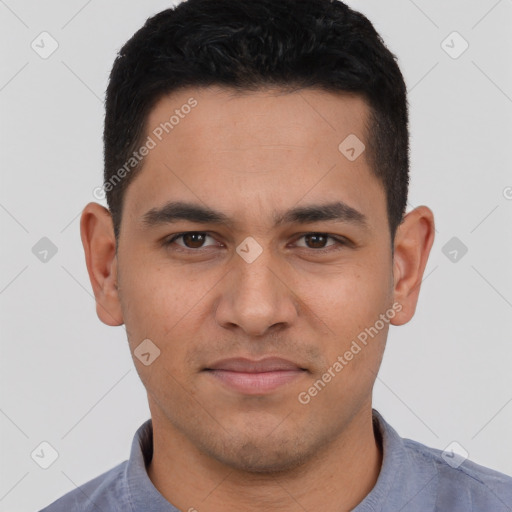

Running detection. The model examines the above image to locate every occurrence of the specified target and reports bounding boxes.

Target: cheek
[316,261,393,333]
[308,261,392,393]
[308,281,390,410]
[119,261,219,371]
[118,263,178,354]
[120,260,200,327]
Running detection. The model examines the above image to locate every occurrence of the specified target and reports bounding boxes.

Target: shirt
[39,408,512,511]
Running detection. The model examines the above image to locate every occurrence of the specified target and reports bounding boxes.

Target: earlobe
[390,206,435,326]
[80,202,124,326]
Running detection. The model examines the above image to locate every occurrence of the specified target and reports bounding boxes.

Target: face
[84,86,431,474]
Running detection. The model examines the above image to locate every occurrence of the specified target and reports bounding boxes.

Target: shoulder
[403,437,512,511]
[38,461,130,512]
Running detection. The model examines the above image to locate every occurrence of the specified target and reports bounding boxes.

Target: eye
[165,232,220,250]
[162,231,351,253]
[293,233,348,251]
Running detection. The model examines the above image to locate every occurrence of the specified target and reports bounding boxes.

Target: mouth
[203,357,308,395]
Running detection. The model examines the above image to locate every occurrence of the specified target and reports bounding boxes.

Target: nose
[214,246,299,337]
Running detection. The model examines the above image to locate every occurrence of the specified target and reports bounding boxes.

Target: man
[40,0,512,510]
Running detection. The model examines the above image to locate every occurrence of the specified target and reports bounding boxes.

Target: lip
[205,357,306,372]
[203,357,307,395]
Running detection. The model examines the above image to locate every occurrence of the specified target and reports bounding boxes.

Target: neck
[146,405,383,512]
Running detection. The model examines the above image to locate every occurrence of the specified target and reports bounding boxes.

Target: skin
[80,86,435,512]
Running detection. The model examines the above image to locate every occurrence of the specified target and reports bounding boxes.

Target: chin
[218,445,310,475]
[201,430,315,475]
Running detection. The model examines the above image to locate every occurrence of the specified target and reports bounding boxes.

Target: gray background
[1,0,511,510]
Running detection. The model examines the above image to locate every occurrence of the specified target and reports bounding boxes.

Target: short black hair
[103,0,409,244]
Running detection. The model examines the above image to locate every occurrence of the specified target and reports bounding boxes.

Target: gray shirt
[39,409,512,511]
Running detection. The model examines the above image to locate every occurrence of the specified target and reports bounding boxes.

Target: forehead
[122,86,386,232]
[146,85,370,148]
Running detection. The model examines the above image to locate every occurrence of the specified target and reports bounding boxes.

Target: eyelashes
[163,231,352,254]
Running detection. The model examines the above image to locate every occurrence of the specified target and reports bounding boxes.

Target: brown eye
[181,233,207,248]
[304,233,331,249]
[295,233,339,250]
[165,232,218,249]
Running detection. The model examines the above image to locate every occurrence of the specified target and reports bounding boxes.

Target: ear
[80,202,124,326]
[390,206,435,326]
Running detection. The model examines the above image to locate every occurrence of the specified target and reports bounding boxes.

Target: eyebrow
[140,200,368,230]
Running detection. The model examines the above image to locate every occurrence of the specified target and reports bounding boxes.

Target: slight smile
[203,357,308,395]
